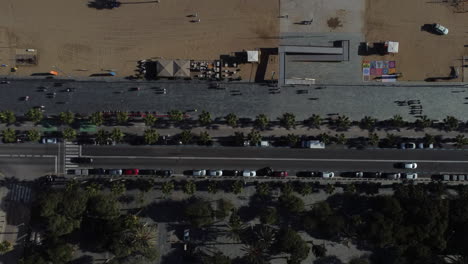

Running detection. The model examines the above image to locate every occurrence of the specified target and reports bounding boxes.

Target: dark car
[223,170,240,176]
[139,169,156,175]
[89,168,106,175]
[156,170,173,177]
[256,167,273,176]
[363,172,383,178]
[297,171,317,177]
[123,169,139,175]
[273,171,288,177]
[70,157,93,164]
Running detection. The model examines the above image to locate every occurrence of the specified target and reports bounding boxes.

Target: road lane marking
[85,155,468,163]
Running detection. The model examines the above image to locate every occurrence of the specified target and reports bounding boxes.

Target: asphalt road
[82,145,468,175]
[1,78,468,120]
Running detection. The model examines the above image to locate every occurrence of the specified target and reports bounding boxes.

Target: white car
[41,138,57,144]
[192,169,206,176]
[320,172,335,178]
[208,170,223,177]
[433,23,449,35]
[418,143,434,149]
[386,173,401,180]
[404,163,417,169]
[404,173,418,179]
[400,142,416,149]
[242,170,256,177]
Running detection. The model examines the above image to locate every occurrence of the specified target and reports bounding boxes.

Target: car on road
[192,169,206,176]
[320,172,334,178]
[108,169,123,176]
[403,173,418,179]
[273,171,288,177]
[418,143,434,149]
[433,23,449,35]
[400,142,416,149]
[297,171,317,177]
[242,170,256,177]
[41,138,57,144]
[70,157,93,164]
[403,162,418,169]
[89,168,106,175]
[385,173,401,180]
[123,169,139,175]
[156,170,173,177]
[208,170,223,177]
[0,81,10,84]
[223,170,240,176]
[139,169,156,175]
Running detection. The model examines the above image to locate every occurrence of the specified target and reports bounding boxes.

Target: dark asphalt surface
[1,78,468,120]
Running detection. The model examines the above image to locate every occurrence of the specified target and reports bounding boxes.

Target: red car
[123,169,139,175]
[273,171,288,177]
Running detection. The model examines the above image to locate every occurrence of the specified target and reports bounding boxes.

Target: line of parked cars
[68,168,173,176]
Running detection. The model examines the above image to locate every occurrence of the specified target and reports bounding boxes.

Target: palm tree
[231,181,243,194]
[415,115,432,129]
[360,116,376,130]
[2,128,16,143]
[324,184,335,194]
[307,114,322,129]
[248,130,262,146]
[256,182,271,197]
[444,116,459,131]
[90,112,104,126]
[96,129,109,145]
[279,113,296,129]
[207,181,218,194]
[225,113,238,127]
[144,128,159,144]
[169,110,184,122]
[161,181,175,197]
[183,181,196,195]
[384,133,400,147]
[27,129,41,142]
[455,135,468,148]
[143,114,157,127]
[226,221,246,243]
[25,108,43,124]
[110,128,124,143]
[62,127,77,141]
[116,111,129,125]
[281,182,294,196]
[424,133,436,144]
[199,110,212,126]
[298,182,313,196]
[389,114,405,128]
[311,244,327,258]
[242,243,269,264]
[317,133,331,145]
[368,132,379,146]
[0,110,16,125]
[334,115,351,130]
[334,133,347,145]
[59,111,75,125]
[254,225,276,249]
[286,134,299,147]
[180,130,193,144]
[255,114,269,130]
[198,131,212,145]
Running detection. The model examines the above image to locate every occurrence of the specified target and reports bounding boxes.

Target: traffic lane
[0,144,58,155]
[0,157,56,179]
[82,145,468,161]
[86,157,466,175]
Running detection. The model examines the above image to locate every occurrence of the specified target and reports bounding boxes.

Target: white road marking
[85,155,468,163]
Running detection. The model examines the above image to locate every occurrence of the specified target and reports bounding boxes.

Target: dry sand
[0,0,278,77]
[365,0,468,81]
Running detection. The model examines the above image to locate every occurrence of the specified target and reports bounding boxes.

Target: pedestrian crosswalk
[7,184,32,203]
[64,141,81,173]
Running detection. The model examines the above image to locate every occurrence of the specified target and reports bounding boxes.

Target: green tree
[25,108,43,123]
[225,113,238,127]
[248,130,262,146]
[198,131,212,145]
[279,113,296,129]
[46,243,74,264]
[62,127,77,141]
[334,115,351,130]
[281,182,294,196]
[161,181,175,197]
[311,244,327,258]
[360,116,377,130]
[90,112,104,126]
[144,128,159,145]
[279,194,304,214]
[286,134,299,147]
[2,128,16,143]
[96,129,109,145]
[111,182,126,196]
[368,132,379,146]
[424,133,436,144]
[143,114,157,127]
[307,114,322,128]
[202,252,232,264]
[415,115,432,129]
[384,133,400,147]
[116,111,129,125]
[256,182,271,197]
[184,199,214,227]
[389,114,405,128]
[180,130,193,144]
[85,182,102,196]
[110,128,124,143]
[317,133,331,145]
[231,181,243,194]
[227,211,246,242]
[87,194,120,220]
[255,114,269,130]
[455,134,468,148]
[325,184,335,194]
[233,132,246,146]
[259,207,278,225]
[444,115,459,131]
[27,129,41,142]
[335,133,347,145]
[0,241,12,254]
[184,181,196,195]
[59,111,75,125]
[298,182,313,196]
[0,110,16,124]
[169,110,184,122]
[199,111,212,126]
[207,181,218,194]
[277,228,310,263]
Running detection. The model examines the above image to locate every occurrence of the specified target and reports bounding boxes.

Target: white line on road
[85,155,468,163]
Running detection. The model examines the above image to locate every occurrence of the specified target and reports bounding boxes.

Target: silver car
[320,172,335,178]
[242,170,256,177]
[208,170,223,177]
[192,169,206,176]
[108,169,123,175]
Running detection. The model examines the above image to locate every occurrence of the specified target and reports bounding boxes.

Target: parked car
[418,143,434,149]
[89,168,106,175]
[364,172,383,178]
[192,169,206,176]
[156,170,173,177]
[297,171,317,177]
[400,142,416,149]
[343,171,363,177]
[123,169,139,175]
[433,23,449,35]
[386,173,401,180]
[139,169,156,175]
[223,170,240,176]
[320,172,334,178]
[208,170,223,177]
[273,171,288,177]
[403,173,418,179]
[70,157,93,164]
[242,170,256,177]
[41,138,57,144]
[108,169,123,175]
[403,162,418,169]
[256,167,273,176]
